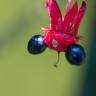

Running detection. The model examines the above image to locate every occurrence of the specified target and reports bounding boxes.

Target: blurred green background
[0,0,94,96]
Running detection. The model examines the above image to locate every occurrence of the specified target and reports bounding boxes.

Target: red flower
[42,0,87,52]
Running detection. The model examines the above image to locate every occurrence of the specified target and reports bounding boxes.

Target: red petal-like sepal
[73,1,87,33]
[63,1,78,34]
[45,0,62,31]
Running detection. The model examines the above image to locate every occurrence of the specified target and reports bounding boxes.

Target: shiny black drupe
[65,44,86,65]
[27,35,46,54]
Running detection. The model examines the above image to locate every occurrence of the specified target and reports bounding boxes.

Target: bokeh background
[0,0,95,96]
